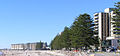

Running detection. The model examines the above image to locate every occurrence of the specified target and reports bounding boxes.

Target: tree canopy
[50,13,99,50]
[113,2,120,35]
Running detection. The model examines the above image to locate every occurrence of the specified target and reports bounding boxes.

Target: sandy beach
[0,50,89,56]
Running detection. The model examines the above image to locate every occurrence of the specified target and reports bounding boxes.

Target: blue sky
[0,0,119,49]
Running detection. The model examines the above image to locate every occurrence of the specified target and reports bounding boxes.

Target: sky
[0,0,119,49]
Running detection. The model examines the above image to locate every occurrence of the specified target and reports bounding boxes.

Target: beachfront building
[11,43,37,50]
[11,42,48,50]
[93,8,120,49]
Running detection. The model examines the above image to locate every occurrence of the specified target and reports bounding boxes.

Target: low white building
[11,42,48,50]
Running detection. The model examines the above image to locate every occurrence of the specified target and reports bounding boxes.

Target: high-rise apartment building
[94,8,120,48]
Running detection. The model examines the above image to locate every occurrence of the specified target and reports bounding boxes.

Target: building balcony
[112,31,120,36]
[94,28,98,31]
[107,35,120,40]
[113,31,120,32]
[94,34,98,37]
[112,14,116,17]
[94,19,98,22]
[112,27,120,30]
[111,20,115,23]
[94,22,98,25]
[94,16,99,19]
[94,29,98,32]
[106,36,116,40]
[94,13,99,16]
[93,30,98,32]
[111,27,116,29]
[94,25,98,28]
